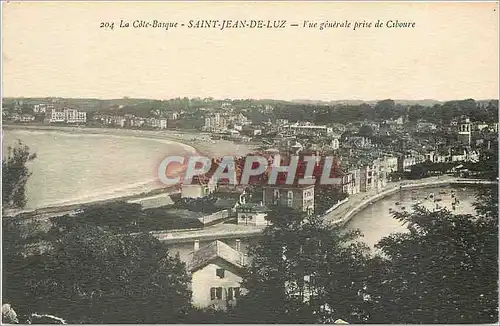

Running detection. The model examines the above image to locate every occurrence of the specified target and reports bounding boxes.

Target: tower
[457,117,471,146]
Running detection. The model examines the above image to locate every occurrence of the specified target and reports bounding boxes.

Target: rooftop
[189,240,247,272]
[237,202,271,213]
[263,183,315,189]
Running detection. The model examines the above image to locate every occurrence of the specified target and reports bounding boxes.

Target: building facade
[49,108,87,124]
[236,203,271,226]
[262,184,315,214]
[457,117,472,146]
[189,240,247,310]
[204,113,228,132]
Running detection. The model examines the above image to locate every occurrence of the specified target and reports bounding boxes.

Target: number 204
[100,22,115,30]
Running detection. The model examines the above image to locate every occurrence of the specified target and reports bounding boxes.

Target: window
[287,191,293,207]
[227,287,241,300]
[210,287,223,300]
[216,268,225,278]
[273,189,280,204]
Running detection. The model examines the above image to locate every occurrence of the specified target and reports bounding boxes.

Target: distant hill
[291,99,498,107]
[3,97,497,110]
[291,99,445,107]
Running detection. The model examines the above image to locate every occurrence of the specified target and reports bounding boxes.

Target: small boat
[429,193,434,198]
[416,201,423,205]
[424,196,428,200]
[401,206,406,210]
[435,198,442,202]
[395,202,401,206]
[439,190,447,195]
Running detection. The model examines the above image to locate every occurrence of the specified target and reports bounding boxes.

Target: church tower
[457,117,471,146]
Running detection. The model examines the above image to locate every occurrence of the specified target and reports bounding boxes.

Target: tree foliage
[368,187,498,323]
[234,207,372,323]
[3,225,192,323]
[2,140,37,210]
[49,201,202,235]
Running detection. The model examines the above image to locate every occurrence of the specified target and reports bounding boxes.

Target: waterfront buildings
[360,165,376,192]
[93,114,127,127]
[204,113,228,132]
[281,122,334,137]
[33,103,54,113]
[146,117,168,129]
[48,108,87,124]
[262,184,315,214]
[397,155,417,173]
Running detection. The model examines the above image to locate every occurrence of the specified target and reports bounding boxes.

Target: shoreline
[2,124,258,158]
[3,124,258,216]
[158,177,496,244]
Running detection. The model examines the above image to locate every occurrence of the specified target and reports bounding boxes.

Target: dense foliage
[49,201,203,234]
[367,186,498,323]
[234,207,372,323]
[3,225,192,323]
[2,141,37,210]
[226,187,498,324]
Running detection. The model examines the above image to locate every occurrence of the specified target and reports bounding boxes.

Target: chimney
[235,239,241,252]
[193,240,200,252]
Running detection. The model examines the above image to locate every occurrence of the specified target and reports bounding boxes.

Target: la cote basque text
[99,19,416,31]
[100,19,288,31]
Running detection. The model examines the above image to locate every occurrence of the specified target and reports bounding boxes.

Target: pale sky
[2,1,499,101]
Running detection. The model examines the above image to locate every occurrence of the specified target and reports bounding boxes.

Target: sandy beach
[2,124,258,158]
[2,125,259,213]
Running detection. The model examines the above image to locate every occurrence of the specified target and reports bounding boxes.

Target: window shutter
[216,287,223,299]
[234,287,241,298]
[210,287,216,300]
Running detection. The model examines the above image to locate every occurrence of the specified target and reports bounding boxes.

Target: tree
[234,207,372,323]
[368,187,498,323]
[314,186,348,216]
[3,225,192,324]
[374,99,397,121]
[2,140,37,211]
[358,125,373,138]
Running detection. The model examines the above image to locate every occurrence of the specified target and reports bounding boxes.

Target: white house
[49,108,86,124]
[236,203,271,226]
[181,176,217,198]
[189,240,247,310]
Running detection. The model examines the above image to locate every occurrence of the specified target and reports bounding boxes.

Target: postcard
[2,1,498,324]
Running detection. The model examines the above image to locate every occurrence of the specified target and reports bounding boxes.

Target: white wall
[181,184,205,198]
[191,259,243,310]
